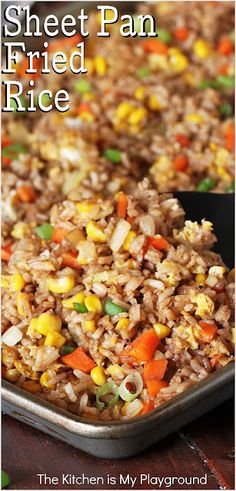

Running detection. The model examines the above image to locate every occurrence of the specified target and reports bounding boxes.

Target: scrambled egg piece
[208,266,225,279]
[191,293,215,318]
[176,324,199,349]
[205,339,230,358]
[156,260,182,287]
[174,220,213,244]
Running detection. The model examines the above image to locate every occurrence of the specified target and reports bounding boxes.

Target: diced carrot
[175,134,190,147]
[142,39,168,55]
[123,329,160,363]
[217,37,234,56]
[144,235,169,256]
[116,192,128,219]
[61,347,96,373]
[17,185,36,203]
[146,379,169,398]
[143,359,168,383]
[225,123,235,152]
[61,251,81,271]
[17,56,42,80]
[218,64,229,75]
[198,321,218,342]
[77,103,92,115]
[48,34,82,53]
[173,26,189,42]
[1,245,12,262]
[173,155,189,172]
[137,400,155,416]
[52,227,68,244]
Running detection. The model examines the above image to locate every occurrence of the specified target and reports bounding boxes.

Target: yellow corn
[115,102,134,122]
[128,107,147,126]
[86,221,107,243]
[183,71,196,87]
[116,318,130,330]
[193,39,211,59]
[40,372,54,389]
[215,148,229,166]
[44,331,66,348]
[16,292,30,317]
[149,53,169,71]
[9,274,25,292]
[195,273,206,286]
[4,368,20,382]
[185,113,204,124]
[76,202,96,216]
[11,222,29,239]
[153,322,171,339]
[62,291,85,310]
[94,56,106,76]
[134,86,146,101]
[77,240,97,265]
[34,313,62,335]
[90,366,107,385]
[79,111,94,122]
[84,294,103,314]
[1,276,10,288]
[22,380,41,394]
[123,231,137,252]
[217,167,231,181]
[148,94,163,111]
[107,364,124,379]
[47,276,75,294]
[210,142,217,152]
[83,319,96,333]
[169,48,188,73]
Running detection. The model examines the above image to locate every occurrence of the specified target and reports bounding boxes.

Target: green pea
[197,178,216,192]
[136,67,150,79]
[10,96,27,114]
[73,302,88,313]
[36,93,51,107]
[219,103,233,119]
[74,79,91,94]
[216,75,234,89]
[225,182,235,192]
[104,149,121,163]
[1,471,10,489]
[35,224,53,240]
[2,143,27,160]
[105,299,127,316]
[156,28,172,44]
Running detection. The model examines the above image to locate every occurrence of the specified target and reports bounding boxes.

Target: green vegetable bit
[96,382,119,411]
[156,28,172,44]
[36,93,51,107]
[60,343,77,356]
[197,177,216,192]
[2,143,27,160]
[104,148,121,163]
[10,96,27,113]
[219,103,233,119]
[216,75,234,89]
[105,299,127,316]
[225,182,235,192]
[74,79,91,94]
[73,302,88,313]
[1,471,10,489]
[35,224,53,240]
[136,67,150,79]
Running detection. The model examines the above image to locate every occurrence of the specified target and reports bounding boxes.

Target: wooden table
[2,399,234,490]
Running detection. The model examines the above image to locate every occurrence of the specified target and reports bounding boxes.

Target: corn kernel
[116,318,130,330]
[169,48,188,73]
[94,56,106,76]
[107,364,124,379]
[153,322,171,339]
[86,221,107,243]
[210,142,217,152]
[217,167,231,181]
[16,292,30,317]
[134,86,146,101]
[148,53,169,71]
[10,274,25,292]
[90,366,107,385]
[84,319,96,333]
[195,273,206,286]
[77,240,97,265]
[183,71,196,87]
[62,291,85,310]
[215,148,230,167]
[47,276,75,294]
[185,113,204,124]
[5,368,20,382]
[76,201,98,218]
[40,372,54,389]
[84,294,103,314]
[34,313,62,335]
[115,102,134,122]
[11,222,29,239]
[123,231,137,252]
[148,94,163,111]
[22,380,41,394]
[128,107,147,126]
[1,276,10,288]
[193,39,211,59]
[44,331,66,348]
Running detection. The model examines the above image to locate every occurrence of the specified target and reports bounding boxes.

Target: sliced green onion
[197,177,216,192]
[199,79,221,90]
[36,93,51,107]
[74,79,91,94]
[219,103,233,119]
[136,67,150,79]
[104,149,121,163]
[118,372,143,402]
[225,182,235,192]
[1,471,10,489]
[2,144,27,161]
[10,96,27,113]
[35,224,53,240]
[73,302,88,313]
[122,399,143,418]
[96,382,119,411]
[156,28,172,44]
[60,343,77,356]
[105,299,127,317]
[216,75,234,89]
